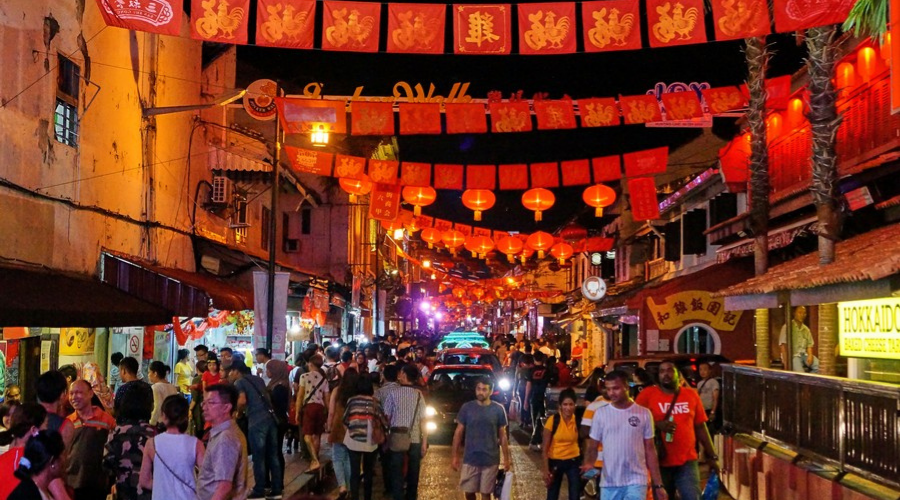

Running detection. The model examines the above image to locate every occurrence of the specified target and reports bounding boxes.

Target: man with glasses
[198,383,249,500]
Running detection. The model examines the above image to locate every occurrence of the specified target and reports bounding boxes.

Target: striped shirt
[383,385,426,443]
[343,395,388,451]
[588,401,654,487]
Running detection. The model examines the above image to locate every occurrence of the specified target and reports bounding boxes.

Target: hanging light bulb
[310,125,329,147]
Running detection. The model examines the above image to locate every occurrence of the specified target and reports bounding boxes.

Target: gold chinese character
[466,11,500,47]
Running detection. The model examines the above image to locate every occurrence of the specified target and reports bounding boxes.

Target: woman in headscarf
[266,359,291,469]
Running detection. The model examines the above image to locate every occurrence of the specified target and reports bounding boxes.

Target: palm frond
[843,0,889,42]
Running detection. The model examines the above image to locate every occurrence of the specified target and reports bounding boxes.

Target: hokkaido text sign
[839,298,900,360]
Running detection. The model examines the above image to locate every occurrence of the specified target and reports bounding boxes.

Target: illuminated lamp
[787,98,804,129]
[836,62,856,91]
[526,231,553,259]
[452,287,467,299]
[422,260,432,268]
[857,46,878,83]
[421,228,442,249]
[582,184,617,217]
[441,230,465,256]
[880,32,892,64]
[464,236,481,258]
[766,112,783,138]
[520,245,535,264]
[521,188,555,222]
[496,236,524,263]
[472,235,495,259]
[550,242,574,265]
[310,125,329,147]
[401,186,437,216]
[471,287,485,300]
[461,189,496,221]
[339,177,372,203]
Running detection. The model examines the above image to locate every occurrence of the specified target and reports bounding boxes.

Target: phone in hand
[582,468,600,480]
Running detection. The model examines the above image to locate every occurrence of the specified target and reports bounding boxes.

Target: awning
[208,145,272,172]
[0,264,173,327]
[101,252,253,316]
[715,216,818,264]
[704,212,750,245]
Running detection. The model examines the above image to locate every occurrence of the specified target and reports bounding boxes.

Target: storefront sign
[582,276,607,302]
[60,328,95,356]
[838,298,900,360]
[647,290,743,331]
[154,331,171,366]
[40,341,52,372]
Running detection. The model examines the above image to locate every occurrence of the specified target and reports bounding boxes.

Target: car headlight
[498,378,511,391]
[426,405,437,417]
[426,421,438,432]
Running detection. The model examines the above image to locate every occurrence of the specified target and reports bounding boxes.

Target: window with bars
[54,55,80,147]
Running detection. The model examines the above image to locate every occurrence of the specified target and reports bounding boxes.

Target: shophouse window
[664,219,682,261]
[55,55,80,147]
[261,206,271,250]
[301,207,312,235]
[709,193,738,227]
[682,209,708,255]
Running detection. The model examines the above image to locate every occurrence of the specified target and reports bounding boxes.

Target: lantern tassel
[427,243,434,249]
[474,211,482,221]
[536,211,543,222]
[538,250,545,259]
[414,205,422,216]
[595,207,603,217]
[349,194,358,203]
[508,255,515,263]
[471,251,477,258]
[559,258,565,265]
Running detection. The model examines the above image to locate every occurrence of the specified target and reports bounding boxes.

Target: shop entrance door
[675,324,719,354]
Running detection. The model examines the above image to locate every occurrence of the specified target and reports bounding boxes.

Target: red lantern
[464,236,481,258]
[452,287,467,299]
[472,236,495,259]
[526,231,553,259]
[421,228,442,248]
[442,230,465,255]
[461,189,496,221]
[402,186,437,216]
[550,242,574,265]
[496,236,524,263]
[522,188,555,221]
[339,177,373,203]
[471,287,485,300]
[520,245,535,264]
[582,184,617,217]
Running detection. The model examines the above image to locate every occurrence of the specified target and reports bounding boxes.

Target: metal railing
[722,364,900,488]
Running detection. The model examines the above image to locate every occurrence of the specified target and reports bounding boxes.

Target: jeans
[387,444,423,500]
[248,419,284,496]
[349,449,377,500]
[517,386,531,427]
[530,399,546,445]
[660,460,700,500]
[600,484,648,500]
[333,443,352,490]
[547,458,581,500]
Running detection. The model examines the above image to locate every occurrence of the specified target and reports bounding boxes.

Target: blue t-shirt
[457,400,508,467]
[235,375,271,426]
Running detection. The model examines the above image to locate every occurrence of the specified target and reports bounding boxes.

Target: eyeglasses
[201,400,228,407]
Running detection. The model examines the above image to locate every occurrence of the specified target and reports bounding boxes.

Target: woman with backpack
[328,368,361,500]
[343,376,388,500]
[541,388,581,500]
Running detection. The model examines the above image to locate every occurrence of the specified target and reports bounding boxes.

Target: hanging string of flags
[96,0,854,55]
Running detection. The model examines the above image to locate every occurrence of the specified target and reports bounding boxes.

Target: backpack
[325,363,342,391]
[549,412,563,437]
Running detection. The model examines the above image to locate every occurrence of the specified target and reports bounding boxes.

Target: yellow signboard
[60,328,95,356]
[838,298,900,360]
[647,290,743,332]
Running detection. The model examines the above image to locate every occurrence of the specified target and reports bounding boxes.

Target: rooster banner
[619,94,662,124]
[661,91,703,120]
[322,0,381,52]
[400,162,432,186]
[191,0,251,44]
[489,101,533,132]
[534,99,577,129]
[454,4,512,54]
[434,164,466,189]
[646,0,706,48]
[334,154,368,179]
[710,0,770,41]
[367,159,400,184]
[399,103,442,134]
[445,103,488,133]
[582,0,641,52]
[95,0,182,35]
[256,0,315,48]
[628,177,662,220]
[579,98,621,127]
[772,0,855,32]
[387,3,446,54]
[350,101,395,135]
[701,86,747,113]
[623,146,669,177]
[517,3,577,55]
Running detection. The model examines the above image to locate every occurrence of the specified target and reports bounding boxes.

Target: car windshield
[428,370,494,393]
[439,353,501,371]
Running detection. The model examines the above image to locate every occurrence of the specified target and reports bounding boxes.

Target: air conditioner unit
[211,176,232,205]
[230,199,249,228]
[284,239,301,253]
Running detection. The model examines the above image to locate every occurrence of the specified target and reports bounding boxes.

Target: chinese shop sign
[368,183,403,221]
[647,290,742,331]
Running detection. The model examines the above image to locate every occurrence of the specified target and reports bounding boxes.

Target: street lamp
[310,125,329,147]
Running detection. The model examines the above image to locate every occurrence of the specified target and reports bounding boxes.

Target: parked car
[424,366,505,433]
[435,348,503,372]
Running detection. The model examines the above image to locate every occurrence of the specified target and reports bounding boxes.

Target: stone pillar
[755,308,770,368]
[818,303,838,376]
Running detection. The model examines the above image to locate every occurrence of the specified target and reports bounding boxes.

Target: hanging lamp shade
[471,287,486,300]
[520,245,536,264]
[452,286,467,299]
[522,188,555,221]
[464,236,481,258]
[461,189,496,221]
[526,231,553,259]
[339,177,373,203]
[421,228,442,248]
[582,184,617,217]
[441,230,465,255]
[401,186,437,216]
[472,235,495,259]
[496,236,524,263]
[550,242,574,265]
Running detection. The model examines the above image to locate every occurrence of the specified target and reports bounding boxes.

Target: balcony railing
[644,257,667,281]
[722,364,900,488]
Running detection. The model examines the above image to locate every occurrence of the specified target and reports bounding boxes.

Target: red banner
[322,1,381,52]
[628,177,661,220]
[623,146,668,177]
[351,101,395,135]
[276,98,347,134]
[772,0,855,32]
[518,2,577,55]
[592,155,622,182]
[490,102,533,132]
[387,3,446,53]
[256,0,316,48]
[661,91,703,120]
[579,98,621,127]
[701,86,747,114]
[710,0,770,41]
[446,103,488,133]
[401,162,433,186]
[467,165,497,189]
[191,0,251,44]
[334,154,367,178]
[434,164,465,189]
[95,0,181,35]
[286,147,333,176]
[582,0,641,52]
[454,4,512,54]
[369,183,402,221]
[619,94,662,124]
[456,224,473,237]
[534,100,577,129]
[530,162,560,187]
[399,103,442,134]
[368,159,400,184]
[561,159,591,186]
[499,164,529,189]
[646,0,707,48]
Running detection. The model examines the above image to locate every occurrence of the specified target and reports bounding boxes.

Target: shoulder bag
[654,388,680,462]
[388,389,421,452]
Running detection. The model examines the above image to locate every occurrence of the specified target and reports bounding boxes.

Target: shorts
[600,484,648,500]
[302,402,326,435]
[459,463,499,494]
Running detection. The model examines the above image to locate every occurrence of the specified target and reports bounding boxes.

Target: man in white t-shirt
[582,370,668,500]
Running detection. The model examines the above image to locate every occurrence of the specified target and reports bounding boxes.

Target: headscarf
[266,359,290,392]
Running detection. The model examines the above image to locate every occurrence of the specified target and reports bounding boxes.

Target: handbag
[654,388,681,462]
[388,390,421,452]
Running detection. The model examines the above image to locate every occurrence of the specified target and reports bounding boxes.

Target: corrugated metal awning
[208,147,271,172]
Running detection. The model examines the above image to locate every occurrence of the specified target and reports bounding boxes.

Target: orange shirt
[67,406,117,430]
[635,386,707,467]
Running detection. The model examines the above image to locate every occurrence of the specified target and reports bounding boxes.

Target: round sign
[582,276,607,302]
[243,79,278,121]
[590,252,603,266]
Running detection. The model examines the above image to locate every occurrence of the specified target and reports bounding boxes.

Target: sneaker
[529,444,541,452]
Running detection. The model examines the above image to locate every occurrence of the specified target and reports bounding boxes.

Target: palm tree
[844,0,888,41]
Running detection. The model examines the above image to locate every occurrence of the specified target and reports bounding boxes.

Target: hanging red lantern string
[464,235,481,258]
[496,235,524,263]
[421,228,442,248]
[339,177,373,203]
[472,235,495,259]
[582,184,617,217]
[550,242,574,265]
[442,229,465,256]
[401,186,437,216]
[526,231,553,259]
[522,188,556,221]
[461,189,496,221]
